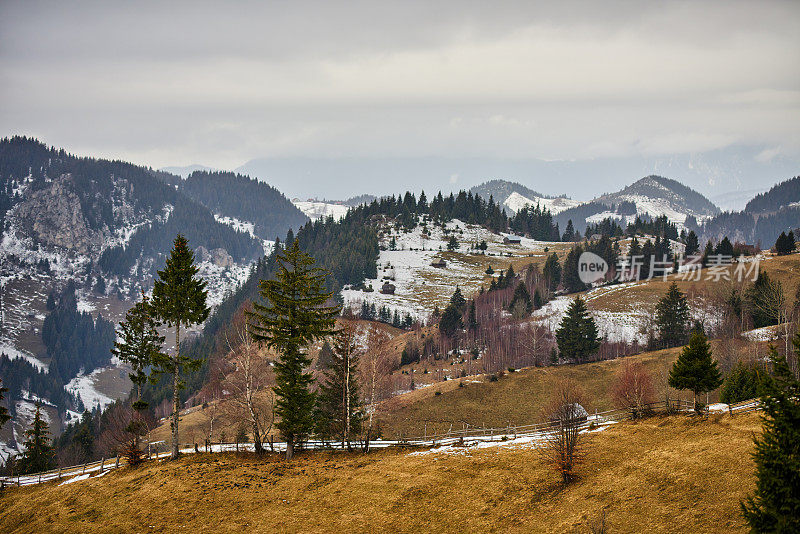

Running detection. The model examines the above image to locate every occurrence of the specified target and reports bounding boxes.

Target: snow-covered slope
[292,199,350,221]
[504,191,583,216]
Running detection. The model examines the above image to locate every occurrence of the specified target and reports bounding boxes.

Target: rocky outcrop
[195,246,233,269]
[13,176,101,255]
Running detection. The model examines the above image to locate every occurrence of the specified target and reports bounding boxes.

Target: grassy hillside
[376,345,687,438]
[0,412,760,533]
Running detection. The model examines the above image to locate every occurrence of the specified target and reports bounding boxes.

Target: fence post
[115,456,120,469]
[82,462,86,474]
[38,472,41,484]
[100,457,104,473]
[58,466,62,479]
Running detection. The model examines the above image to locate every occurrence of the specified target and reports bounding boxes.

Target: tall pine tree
[555,296,601,363]
[655,282,690,348]
[247,240,339,459]
[741,332,800,531]
[17,403,55,474]
[668,330,722,412]
[150,234,210,460]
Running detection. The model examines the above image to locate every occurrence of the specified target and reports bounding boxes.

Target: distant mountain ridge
[743,176,800,214]
[698,176,800,246]
[180,170,308,241]
[594,175,720,219]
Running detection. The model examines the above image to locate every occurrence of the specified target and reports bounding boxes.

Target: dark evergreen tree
[741,334,800,532]
[774,230,797,256]
[715,236,735,257]
[315,324,362,449]
[562,219,575,242]
[467,300,478,332]
[685,230,700,256]
[439,305,463,338]
[509,281,533,317]
[719,362,765,405]
[111,291,165,410]
[701,240,714,267]
[447,235,459,250]
[247,240,339,459]
[150,234,210,459]
[562,246,588,293]
[0,378,9,431]
[555,296,601,363]
[668,331,722,412]
[655,282,690,348]
[17,403,55,474]
[449,286,466,312]
[542,252,562,294]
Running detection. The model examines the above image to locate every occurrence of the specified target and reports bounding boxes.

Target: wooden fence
[0,397,759,489]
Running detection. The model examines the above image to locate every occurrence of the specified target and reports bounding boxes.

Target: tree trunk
[171,323,181,460]
[252,420,262,454]
[285,436,294,460]
[344,349,351,451]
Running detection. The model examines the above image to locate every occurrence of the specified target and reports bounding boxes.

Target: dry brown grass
[376,347,687,438]
[0,412,761,533]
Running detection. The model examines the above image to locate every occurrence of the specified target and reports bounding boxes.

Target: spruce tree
[17,403,55,474]
[247,239,339,459]
[719,362,765,405]
[439,305,463,338]
[111,291,164,410]
[562,246,588,293]
[655,282,690,348]
[315,323,362,450]
[467,300,478,332]
[668,330,722,412]
[509,281,533,317]
[685,230,699,256]
[741,333,800,532]
[543,252,562,294]
[150,234,210,459]
[555,296,601,363]
[450,286,466,312]
[0,378,10,431]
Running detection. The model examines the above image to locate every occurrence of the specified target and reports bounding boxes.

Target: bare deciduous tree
[611,361,655,417]
[539,378,586,483]
[361,328,393,451]
[222,326,274,453]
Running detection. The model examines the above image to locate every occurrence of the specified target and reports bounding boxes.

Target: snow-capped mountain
[593,175,720,223]
[551,175,721,233]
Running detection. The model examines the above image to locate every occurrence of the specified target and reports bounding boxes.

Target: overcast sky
[1,1,798,197]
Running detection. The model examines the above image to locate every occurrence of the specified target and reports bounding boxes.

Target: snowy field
[292,200,350,221]
[503,191,583,215]
[341,218,559,320]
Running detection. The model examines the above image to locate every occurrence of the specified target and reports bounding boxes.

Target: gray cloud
[1,0,798,197]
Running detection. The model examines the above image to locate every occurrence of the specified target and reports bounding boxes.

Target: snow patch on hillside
[213,214,275,256]
[504,191,582,215]
[65,368,115,412]
[292,200,349,221]
[0,342,48,372]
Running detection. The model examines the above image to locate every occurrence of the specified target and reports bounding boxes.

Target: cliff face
[13,176,103,256]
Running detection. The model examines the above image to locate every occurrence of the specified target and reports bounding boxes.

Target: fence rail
[0,397,758,489]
